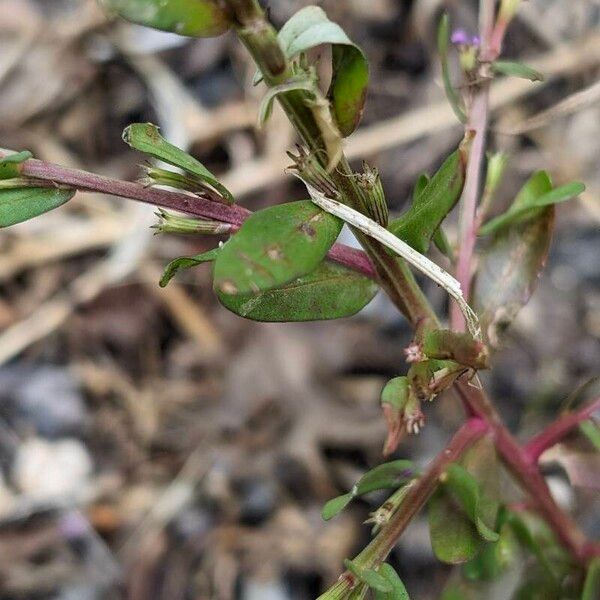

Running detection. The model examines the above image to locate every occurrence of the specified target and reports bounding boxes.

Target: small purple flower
[451,29,470,45]
[451,29,480,47]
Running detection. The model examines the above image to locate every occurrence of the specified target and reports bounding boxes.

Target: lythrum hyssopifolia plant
[1,0,599,597]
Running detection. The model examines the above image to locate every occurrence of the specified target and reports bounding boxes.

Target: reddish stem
[355,417,489,566]
[456,381,600,561]
[524,396,600,463]
[451,0,506,331]
[1,152,377,279]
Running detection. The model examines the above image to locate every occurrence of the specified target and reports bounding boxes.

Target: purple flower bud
[471,35,481,47]
[451,29,470,45]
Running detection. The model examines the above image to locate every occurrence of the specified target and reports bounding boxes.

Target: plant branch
[351,418,489,568]
[524,396,600,463]
[226,0,437,326]
[0,150,377,278]
[456,381,600,561]
[451,0,505,331]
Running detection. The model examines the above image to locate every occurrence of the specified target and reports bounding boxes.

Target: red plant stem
[524,396,600,463]
[1,151,377,279]
[355,417,489,566]
[451,0,505,331]
[456,381,600,561]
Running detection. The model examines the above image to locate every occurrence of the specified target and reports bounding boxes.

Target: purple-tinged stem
[524,396,600,463]
[451,0,505,331]
[0,151,377,279]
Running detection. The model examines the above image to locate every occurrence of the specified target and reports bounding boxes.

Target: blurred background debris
[0,0,598,598]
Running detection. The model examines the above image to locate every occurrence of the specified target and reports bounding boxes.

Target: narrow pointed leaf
[480,175,584,235]
[582,557,600,600]
[437,14,467,123]
[99,0,231,37]
[321,492,353,521]
[374,564,410,600]
[492,60,544,82]
[123,123,233,203]
[160,248,219,287]
[0,186,75,227]
[389,150,465,253]
[217,261,376,322]
[276,6,369,136]
[213,200,342,296]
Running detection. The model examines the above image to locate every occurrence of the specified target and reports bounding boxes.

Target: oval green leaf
[213,201,342,296]
[99,0,231,37]
[277,6,369,136]
[374,564,410,600]
[217,260,376,322]
[355,459,415,496]
[428,489,481,564]
[0,186,75,227]
[343,560,392,593]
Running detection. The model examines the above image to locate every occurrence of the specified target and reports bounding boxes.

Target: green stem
[230,0,435,326]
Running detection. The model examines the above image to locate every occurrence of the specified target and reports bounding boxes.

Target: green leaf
[479,170,584,235]
[582,557,600,600]
[159,248,219,287]
[444,464,499,542]
[0,186,75,227]
[374,564,410,600]
[99,0,231,37]
[122,123,233,203]
[258,77,316,126]
[213,200,342,296]
[0,150,32,180]
[580,419,600,451]
[355,460,415,495]
[506,512,564,582]
[276,6,369,136]
[474,201,554,346]
[321,492,353,521]
[492,60,544,82]
[428,488,481,564]
[388,149,465,253]
[410,173,453,258]
[437,14,467,123]
[463,521,519,581]
[217,260,376,322]
[343,560,392,593]
[380,377,410,411]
